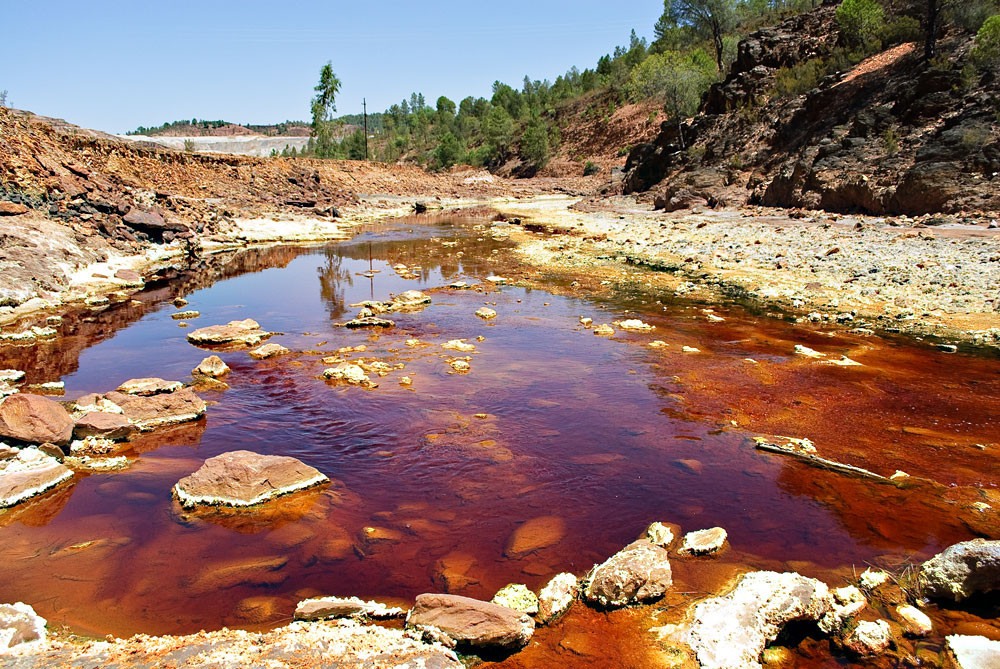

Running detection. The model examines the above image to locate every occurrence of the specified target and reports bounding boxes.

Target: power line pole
[363,98,368,161]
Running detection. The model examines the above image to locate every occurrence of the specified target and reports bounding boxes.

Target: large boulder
[406,593,534,651]
[173,450,329,508]
[104,388,206,431]
[187,319,271,347]
[0,448,74,508]
[684,571,833,669]
[122,208,188,235]
[583,540,672,607]
[0,394,75,446]
[918,539,1000,601]
[0,602,46,651]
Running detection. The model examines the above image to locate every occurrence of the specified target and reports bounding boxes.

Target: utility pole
[363,98,368,161]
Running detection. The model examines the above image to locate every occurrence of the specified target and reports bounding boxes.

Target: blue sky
[1,1,663,133]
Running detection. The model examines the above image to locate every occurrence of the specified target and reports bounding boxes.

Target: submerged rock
[293,596,406,621]
[105,388,206,431]
[895,605,932,637]
[187,319,271,346]
[193,355,230,378]
[0,602,46,651]
[537,573,578,624]
[0,448,74,508]
[116,378,183,396]
[406,593,534,651]
[583,540,672,607]
[173,450,329,508]
[504,516,566,557]
[0,394,75,446]
[918,539,1000,601]
[684,571,833,669]
[491,584,539,615]
[840,619,893,656]
[947,635,1000,668]
[249,343,290,360]
[475,307,497,320]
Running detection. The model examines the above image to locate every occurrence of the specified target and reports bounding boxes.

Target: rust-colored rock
[0,394,75,446]
[188,319,271,347]
[73,412,136,441]
[104,388,206,431]
[0,448,74,508]
[583,540,672,607]
[406,593,534,650]
[173,450,329,508]
[0,202,29,216]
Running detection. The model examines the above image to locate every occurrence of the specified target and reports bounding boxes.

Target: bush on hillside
[972,15,1000,68]
[879,15,922,46]
[836,0,885,50]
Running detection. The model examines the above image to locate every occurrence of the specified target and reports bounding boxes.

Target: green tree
[836,0,885,50]
[658,0,737,72]
[481,106,515,163]
[434,132,463,169]
[627,50,715,148]
[972,14,1000,67]
[311,61,342,158]
[520,119,550,168]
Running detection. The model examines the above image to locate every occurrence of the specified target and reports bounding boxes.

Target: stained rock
[171,310,200,320]
[818,585,867,635]
[323,363,376,388]
[406,593,534,651]
[491,584,539,615]
[537,573,578,623]
[442,339,476,352]
[0,202,29,216]
[173,450,329,508]
[918,539,1000,601]
[391,290,432,310]
[583,540,672,607]
[73,412,136,441]
[644,521,680,549]
[113,268,143,284]
[841,619,893,656]
[0,448,74,508]
[684,571,833,669]
[895,605,932,637]
[116,378,183,396]
[614,319,654,331]
[105,388,206,431]
[0,602,46,650]
[947,635,1000,669]
[504,516,566,557]
[344,317,394,329]
[249,343,290,360]
[679,527,728,556]
[0,394,75,446]
[193,355,230,378]
[475,307,497,320]
[294,596,406,621]
[593,324,615,336]
[0,370,24,384]
[187,319,271,346]
[433,552,479,592]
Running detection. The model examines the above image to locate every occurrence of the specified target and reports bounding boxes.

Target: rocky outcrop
[583,540,672,607]
[187,319,271,347]
[684,571,833,669]
[173,450,329,508]
[918,539,1000,601]
[0,619,461,668]
[406,594,534,651]
[0,394,74,446]
[0,448,73,508]
[0,602,46,651]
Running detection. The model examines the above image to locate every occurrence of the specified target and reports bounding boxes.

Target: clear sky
[1,1,663,134]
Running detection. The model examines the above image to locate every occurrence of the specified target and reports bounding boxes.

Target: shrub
[583,161,600,176]
[882,127,899,155]
[950,1,1000,33]
[879,16,922,46]
[183,139,196,153]
[836,0,885,50]
[972,15,1000,69]
[773,58,826,97]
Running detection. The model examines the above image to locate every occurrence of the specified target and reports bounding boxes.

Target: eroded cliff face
[623,5,1000,216]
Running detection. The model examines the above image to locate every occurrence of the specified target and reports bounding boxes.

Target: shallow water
[0,214,997,661]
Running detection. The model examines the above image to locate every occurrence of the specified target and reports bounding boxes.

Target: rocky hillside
[622,4,1000,216]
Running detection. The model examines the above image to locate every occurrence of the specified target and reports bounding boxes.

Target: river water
[0,213,996,665]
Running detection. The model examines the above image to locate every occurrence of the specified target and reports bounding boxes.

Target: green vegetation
[836,0,885,50]
[584,161,600,176]
[183,139,195,153]
[972,14,1000,68]
[310,62,342,158]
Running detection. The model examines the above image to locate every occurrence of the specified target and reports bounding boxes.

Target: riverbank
[493,196,1000,351]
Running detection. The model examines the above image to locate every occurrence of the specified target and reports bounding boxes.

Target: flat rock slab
[505,516,566,557]
[0,448,74,508]
[0,620,460,668]
[344,317,395,329]
[73,412,136,441]
[294,596,406,621]
[947,635,1000,669]
[173,450,329,508]
[684,571,833,669]
[584,540,672,607]
[116,378,183,396]
[407,593,534,651]
[187,319,271,347]
[104,388,206,431]
[679,527,728,555]
[0,394,74,446]
[249,343,290,360]
[919,539,1000,601]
